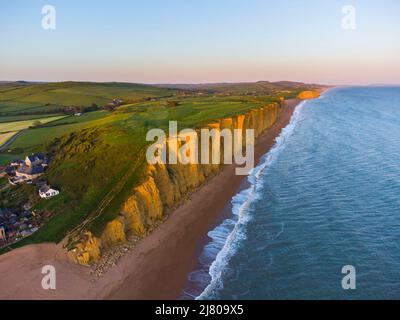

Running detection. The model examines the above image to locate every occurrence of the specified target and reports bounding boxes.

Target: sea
[181,86,400,300]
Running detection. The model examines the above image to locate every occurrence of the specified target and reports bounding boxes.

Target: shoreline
[180,176,250,299]
[0,97,305,300]
[104,98,303,299]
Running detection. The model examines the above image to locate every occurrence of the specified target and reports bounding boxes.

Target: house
[20,230,33,237]
[112,98,124,105]
[25,153,45,167]
[9,176,29,185]
[39,185,60,199]
[5,165,16,176]
[10,159,23,167]
[15,164,44,180]
[0,226,6,241]
[13,153,47,181]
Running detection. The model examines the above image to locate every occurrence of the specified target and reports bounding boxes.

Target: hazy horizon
[0,79,400,87]
[1,0,399,85]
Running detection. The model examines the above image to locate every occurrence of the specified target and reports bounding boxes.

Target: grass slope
[0,115,67,133]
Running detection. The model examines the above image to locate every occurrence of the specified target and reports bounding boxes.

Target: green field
[0,115,67,133]
[0,81,318,252]
[0,113,63,123]
[0,81,177,116]
[4,111,119,156]
[0,115,68,153]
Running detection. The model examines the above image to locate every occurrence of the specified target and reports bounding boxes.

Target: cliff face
[70,103,280,265]
[298,90,320,100]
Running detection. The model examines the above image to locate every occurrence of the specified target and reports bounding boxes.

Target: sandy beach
[0,98,302,300]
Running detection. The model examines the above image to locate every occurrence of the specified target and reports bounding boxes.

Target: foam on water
[192,100,308,300]
[182,87,400,300]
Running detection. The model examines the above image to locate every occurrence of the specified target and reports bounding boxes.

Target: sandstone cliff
[70,103,280,265]
[297,90,320,100]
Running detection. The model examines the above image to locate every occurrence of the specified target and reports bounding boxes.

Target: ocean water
[183,86,400,300]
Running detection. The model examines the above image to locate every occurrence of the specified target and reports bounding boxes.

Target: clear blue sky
[1,0,399,84]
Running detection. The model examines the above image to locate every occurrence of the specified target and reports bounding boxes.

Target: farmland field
[0,81,177,116]
[0,115,68,154]
[0,115,67,133]
[0,113,63,123]
[0,131,17,146]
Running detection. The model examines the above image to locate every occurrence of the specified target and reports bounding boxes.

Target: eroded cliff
[298,90,320,100]
[70,103,280,265]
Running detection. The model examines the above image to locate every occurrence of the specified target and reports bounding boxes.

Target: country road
[0,129,25,151]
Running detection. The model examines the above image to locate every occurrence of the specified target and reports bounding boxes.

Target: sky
[0,0,399,85]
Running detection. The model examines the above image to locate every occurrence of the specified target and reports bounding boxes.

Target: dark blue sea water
[184,86,400,300]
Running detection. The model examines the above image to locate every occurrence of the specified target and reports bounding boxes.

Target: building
[25,153,45,167]
[0,226,6,241]
[39,185,60,199]
[15,164,44,180]
[112,98,124,105]
[10,159,23,167]
[13,153,47,181]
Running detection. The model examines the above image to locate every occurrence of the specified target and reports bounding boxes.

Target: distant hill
[155,81,324,95]
[0,80,327,116]
[0,81,179,116]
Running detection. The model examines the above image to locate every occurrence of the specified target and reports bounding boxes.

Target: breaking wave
[191,101,308,300]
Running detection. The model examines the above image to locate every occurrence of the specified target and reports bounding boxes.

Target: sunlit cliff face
[70,103,280,265]
[297,91,321,100]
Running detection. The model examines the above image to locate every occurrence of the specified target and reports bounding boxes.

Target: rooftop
[17,164,44,175]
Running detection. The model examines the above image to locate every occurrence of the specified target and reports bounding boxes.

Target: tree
[166,100,180,108]
[32,120,43,127]
[104,104,115,111]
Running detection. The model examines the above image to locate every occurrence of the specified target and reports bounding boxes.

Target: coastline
[104,97,303,299]
[0,97,304,300]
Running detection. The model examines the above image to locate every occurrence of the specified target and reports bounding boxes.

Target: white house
[39,185,60,199]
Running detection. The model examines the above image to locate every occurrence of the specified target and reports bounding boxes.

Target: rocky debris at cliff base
[89,217,165,278]
[90,235,141,277]
[88,163,226,278]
